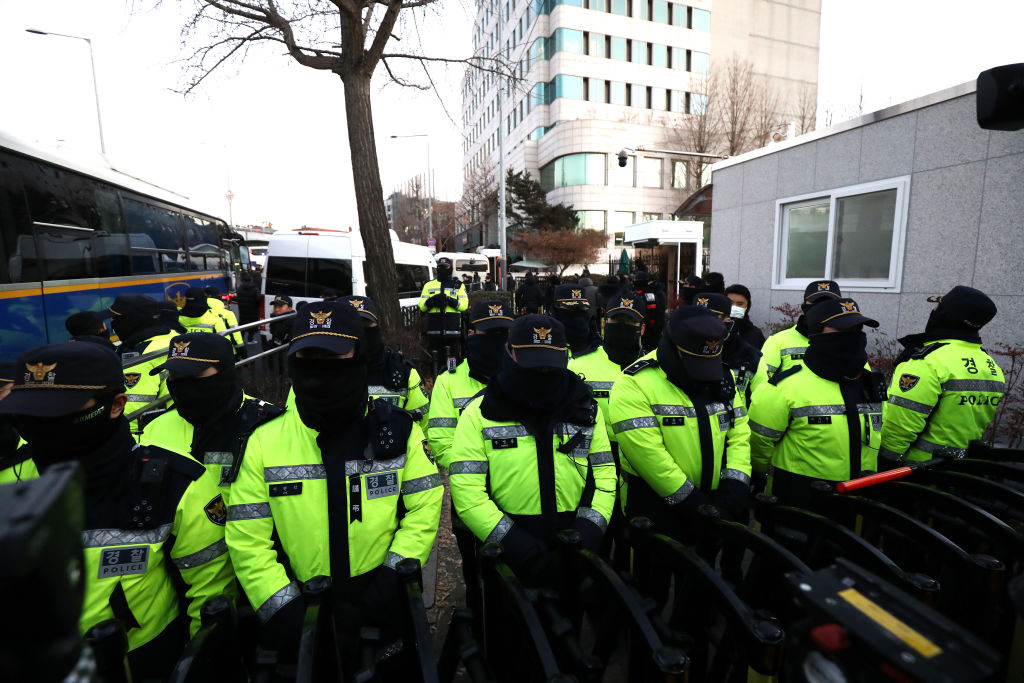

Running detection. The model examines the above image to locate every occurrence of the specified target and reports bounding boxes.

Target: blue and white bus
[0,131,248,361]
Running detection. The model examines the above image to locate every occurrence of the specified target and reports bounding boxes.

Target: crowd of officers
[0,259,1008,680]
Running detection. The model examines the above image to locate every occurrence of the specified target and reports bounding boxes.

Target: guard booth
[623,220,703,300]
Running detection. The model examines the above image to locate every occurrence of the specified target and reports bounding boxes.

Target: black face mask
[466,331,508,382]
[554,309,591,352]
[497,364,571,412]
[290,356,367,433]
[181,299,208,317]
[110,316,148,343]
[15,396,121,469]
[603,323,643,367]
[681,288,697,306]
[804,330,868,382]
[437,265,453,281]
[363,326,384,362]
[168,371,240,427]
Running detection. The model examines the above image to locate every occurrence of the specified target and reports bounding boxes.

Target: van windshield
[266,256,353,297]
[455,260,488,271]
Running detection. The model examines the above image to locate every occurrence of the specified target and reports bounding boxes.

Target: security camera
[617,149,629,167]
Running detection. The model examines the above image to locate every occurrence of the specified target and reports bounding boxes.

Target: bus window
[396,263,430,299]
[123,197,186,273]
[185,215,225,271]
[0,151,34,283]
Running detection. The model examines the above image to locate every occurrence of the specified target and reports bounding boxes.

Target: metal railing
[122,311,297,422]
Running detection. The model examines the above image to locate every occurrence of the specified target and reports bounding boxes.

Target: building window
[640,157,663,188]
[588,32,605,57]
[652,0,668,22]
[610,211,634,243]
[691,51,709,74]
[689,92,708,115]
[531,38,547,62]
[642,212,661,221]
[587,78,605,103]
[577,210,606,231]
[553,28,584,54]
[587,0,606,9]
[609,80,627,105]
[651,44,667,67]
[670,47,685,69]
[540,153,607,190]
[549,75,584,101]
[529,82,547,110]
[610,36,627,60]
[610,0,628,15]
[529,127,546,141]
[630,40,646,63]
[671,160,687,188]
[651,86,667,110]
[609,155,634,186]
[774,177,910,290]
[692,7,710,30]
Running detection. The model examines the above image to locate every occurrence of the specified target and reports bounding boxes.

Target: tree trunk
[341,71,401,333]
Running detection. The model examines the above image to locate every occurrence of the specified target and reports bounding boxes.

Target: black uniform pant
[451,512,483,633]
[127,615,188,682]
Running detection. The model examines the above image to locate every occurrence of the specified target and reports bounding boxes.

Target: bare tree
[795,82,817,134]
[673,71,721,190]
[174,1,510,331]
[716,54,756,156]
[749,75,781,149]
[457,164,498,242]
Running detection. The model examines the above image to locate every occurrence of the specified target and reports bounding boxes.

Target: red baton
[836,467,914,494]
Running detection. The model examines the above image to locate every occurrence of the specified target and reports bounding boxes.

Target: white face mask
[730,305,747,320]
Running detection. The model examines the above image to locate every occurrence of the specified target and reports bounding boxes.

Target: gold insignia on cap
[818,283,831,291]
[697,297,709,306]
[840,301,856,312]
[26,361,57,382]
[534,327,552,341]
[173,341,190,356]
[571,289,582,299]
[349,299,364,310]
[704,339,721,352]
[488,304,502,315]
[310,310,331,326]
[620,298,633,308]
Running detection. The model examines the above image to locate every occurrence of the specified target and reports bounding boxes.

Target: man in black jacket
[725,284,766,350]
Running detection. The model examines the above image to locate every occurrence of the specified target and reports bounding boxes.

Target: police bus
[0,130,248,361]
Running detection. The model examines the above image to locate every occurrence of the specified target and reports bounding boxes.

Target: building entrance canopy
[623,220,703,298]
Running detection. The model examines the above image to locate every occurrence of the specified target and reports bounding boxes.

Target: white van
[434,251,492,287]
[262,227,434,320]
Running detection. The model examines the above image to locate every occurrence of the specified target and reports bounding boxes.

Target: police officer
[448,314,616,585]
[205,286,245,357]
[749,280,842,395]
[418,256,469,369]
[693,292,763,404]
[340,295,430,426]
[225,301,442,668]
[139,333,282,505]
[428,300,514,467]
[65,310,113,348]
[632,271,667,351]
[0,342,235,679]
[881,286,1004,463]
[609,308,751,538]
[178,286,229,337]
[0,361,37,483]
[427,299,514,622]
[748,298,885,507]
[108,293,178,438]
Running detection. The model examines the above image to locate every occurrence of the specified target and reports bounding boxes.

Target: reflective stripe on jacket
[568,345,621,444]
[426,361,485,470]
[225,407,442,624]
[749,325,807,396]
[447,397,616,545]
[608,351,751,508]
[123,332,177,438]
[881,339,1005,462]
[748,368,882,481]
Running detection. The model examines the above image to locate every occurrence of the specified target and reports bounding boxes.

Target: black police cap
[508,314,568,369]
[288,300,363,356]
[803,280,842,305]
[149,333,236,376]
[0,342,125,417]
[927,286,997,329]
[469,300,514,332]
[692,292,733,318]
[552,283,590,311]
[806,297,879,330]
[604,290,645,323]
[666,307,727,382]
[338,295,379,323]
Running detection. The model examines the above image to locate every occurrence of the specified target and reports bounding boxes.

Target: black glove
[260,586,304,661]
[751,469,769,496]
[363,565,401,611]
[426,294,447,308]
[713,478,751,522]
[571,515,605,553]
[677,484,712,517]
[446,296,461,308]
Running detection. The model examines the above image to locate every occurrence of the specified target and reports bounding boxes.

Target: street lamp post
[390,134,433,243]
[26,29,106,155]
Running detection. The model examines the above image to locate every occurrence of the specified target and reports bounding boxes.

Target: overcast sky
[0,0,1021,230]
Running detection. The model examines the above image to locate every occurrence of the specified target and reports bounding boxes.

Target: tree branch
[381,57,429,89]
